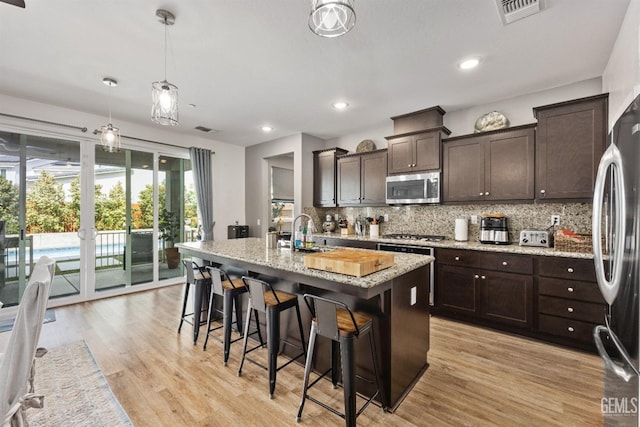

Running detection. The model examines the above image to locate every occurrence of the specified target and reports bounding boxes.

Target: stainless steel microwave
[386,171,440,204]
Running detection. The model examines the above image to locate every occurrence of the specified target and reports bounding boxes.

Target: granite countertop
[176,238,434,290]
[315,233,594,259]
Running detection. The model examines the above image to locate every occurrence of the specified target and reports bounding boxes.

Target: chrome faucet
[290,213,314,248]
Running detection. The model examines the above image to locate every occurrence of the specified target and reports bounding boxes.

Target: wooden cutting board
[303,249,395,277]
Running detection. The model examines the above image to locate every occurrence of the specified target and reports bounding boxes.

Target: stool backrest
[182,259,195,284]
[303,294,360,340]
[242,276,279,312]
[205,266,225,295]
[182,260,208,285]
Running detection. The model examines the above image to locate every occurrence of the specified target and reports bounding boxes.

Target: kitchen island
[177,238,434,411]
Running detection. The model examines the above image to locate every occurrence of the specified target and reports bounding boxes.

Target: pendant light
[100,77,121,153]
[151,9,179,126]
[309,0,356,38]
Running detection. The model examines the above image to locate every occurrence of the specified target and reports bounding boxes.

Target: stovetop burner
[382,233,445,242]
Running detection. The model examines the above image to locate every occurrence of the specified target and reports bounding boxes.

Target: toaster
[519,229,553,248]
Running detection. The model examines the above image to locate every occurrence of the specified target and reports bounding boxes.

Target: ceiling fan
[1,0,25,7]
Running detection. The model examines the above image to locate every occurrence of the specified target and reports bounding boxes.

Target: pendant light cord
[163,16,168,81]
[108,84,113,124]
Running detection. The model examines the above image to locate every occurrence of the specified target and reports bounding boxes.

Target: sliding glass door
[0,128,191,308]
[0,131,82,306]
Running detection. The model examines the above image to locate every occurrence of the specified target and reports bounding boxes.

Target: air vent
[194,126,219,133]
[495,0,542,25]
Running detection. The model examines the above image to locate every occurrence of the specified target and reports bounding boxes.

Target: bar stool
[203,266,264,366]
[237,276,307,399]
[178,260,212,344]
[296,294,385,427]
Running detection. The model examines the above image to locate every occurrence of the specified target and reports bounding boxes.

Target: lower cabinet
[435,248,533,329]
[536,257,606,347]
[435,248,604,350]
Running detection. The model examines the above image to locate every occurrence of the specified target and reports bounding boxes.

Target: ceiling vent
[194,126,219,133]
[495,0,543,25]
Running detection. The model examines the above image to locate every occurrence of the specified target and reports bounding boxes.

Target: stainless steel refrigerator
[593,95,640,426]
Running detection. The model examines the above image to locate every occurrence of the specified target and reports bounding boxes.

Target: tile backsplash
[305,202,592,243]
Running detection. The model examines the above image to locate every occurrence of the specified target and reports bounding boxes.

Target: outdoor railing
[2,228,198,280]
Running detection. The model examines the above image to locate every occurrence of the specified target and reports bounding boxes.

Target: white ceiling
[0,0,630,147]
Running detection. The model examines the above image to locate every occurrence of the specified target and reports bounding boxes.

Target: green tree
[137,183,165,229]
[0,175,19,234]
[95,181,126,230]
[184,186,198,227]
[26,171,66,233]
[66,175,81,231]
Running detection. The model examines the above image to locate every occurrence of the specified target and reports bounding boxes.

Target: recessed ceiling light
[332,101,349,110]
[261,125,273,132]
[459,57,481,70]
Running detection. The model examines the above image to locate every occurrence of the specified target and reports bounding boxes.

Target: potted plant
[159,208,180,268]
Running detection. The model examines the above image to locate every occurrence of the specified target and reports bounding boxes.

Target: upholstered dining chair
[0,255,56,427]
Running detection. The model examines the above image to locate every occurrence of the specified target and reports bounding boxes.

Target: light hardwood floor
[1,285,605,426]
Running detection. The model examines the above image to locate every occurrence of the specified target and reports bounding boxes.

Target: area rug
[0,308,56,333]
[27,340,133,427]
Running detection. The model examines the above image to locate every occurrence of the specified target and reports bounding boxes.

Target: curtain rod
[92,129,214,153]
[0,112,215,154]
[0,112,88,133]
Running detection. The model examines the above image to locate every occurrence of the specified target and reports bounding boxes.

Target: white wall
[603,0,640,127]
[0,93,246,242]
[325,78,603,151]
[244,132,325,237]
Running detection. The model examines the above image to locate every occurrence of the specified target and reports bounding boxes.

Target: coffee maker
[480,214,510,244]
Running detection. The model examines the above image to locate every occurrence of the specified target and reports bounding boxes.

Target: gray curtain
[189,147,214,241]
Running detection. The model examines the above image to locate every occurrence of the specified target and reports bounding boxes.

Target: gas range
[381,233,445,242]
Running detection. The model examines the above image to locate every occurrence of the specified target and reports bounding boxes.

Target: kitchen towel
[455,218,468,241]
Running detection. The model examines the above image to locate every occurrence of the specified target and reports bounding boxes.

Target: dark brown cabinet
[442,124,535,202]
[313,148,347,207]
[435,248,533,329]
[337,150,387,206]
[536,256,606,346]
[386,129,448,174]
[533,94,608,201]
[434,247,606,351]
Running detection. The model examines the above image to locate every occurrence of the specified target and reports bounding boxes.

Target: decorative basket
[554,231,601,254]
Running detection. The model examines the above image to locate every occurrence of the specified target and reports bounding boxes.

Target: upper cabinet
[386,106,450,175]
[337,150,388,206]
[533,94,608,201]
[313,148,348,207]
[443,125,535,203]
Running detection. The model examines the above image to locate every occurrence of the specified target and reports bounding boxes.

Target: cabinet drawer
[538,314,597,343]
[538,295,606,323]
[537,257,596,282]
[538,277,605,303]
[478,252,533,274]
[436,249,480,266]
[436,249,531,274]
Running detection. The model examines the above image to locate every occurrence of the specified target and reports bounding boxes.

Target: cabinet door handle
[455,256,460,261]
[540,189,546,198]
[567,287,574,293]
[568,326,575,332]
[412,163,416,167]
[567,267,574,273]
[408,164,412,168]
[485,192,490,196]
[567,307,574,313]
[502,261,508,266]
[479,192,484,196]
[474,274,480,279]
[481,275,486,280]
